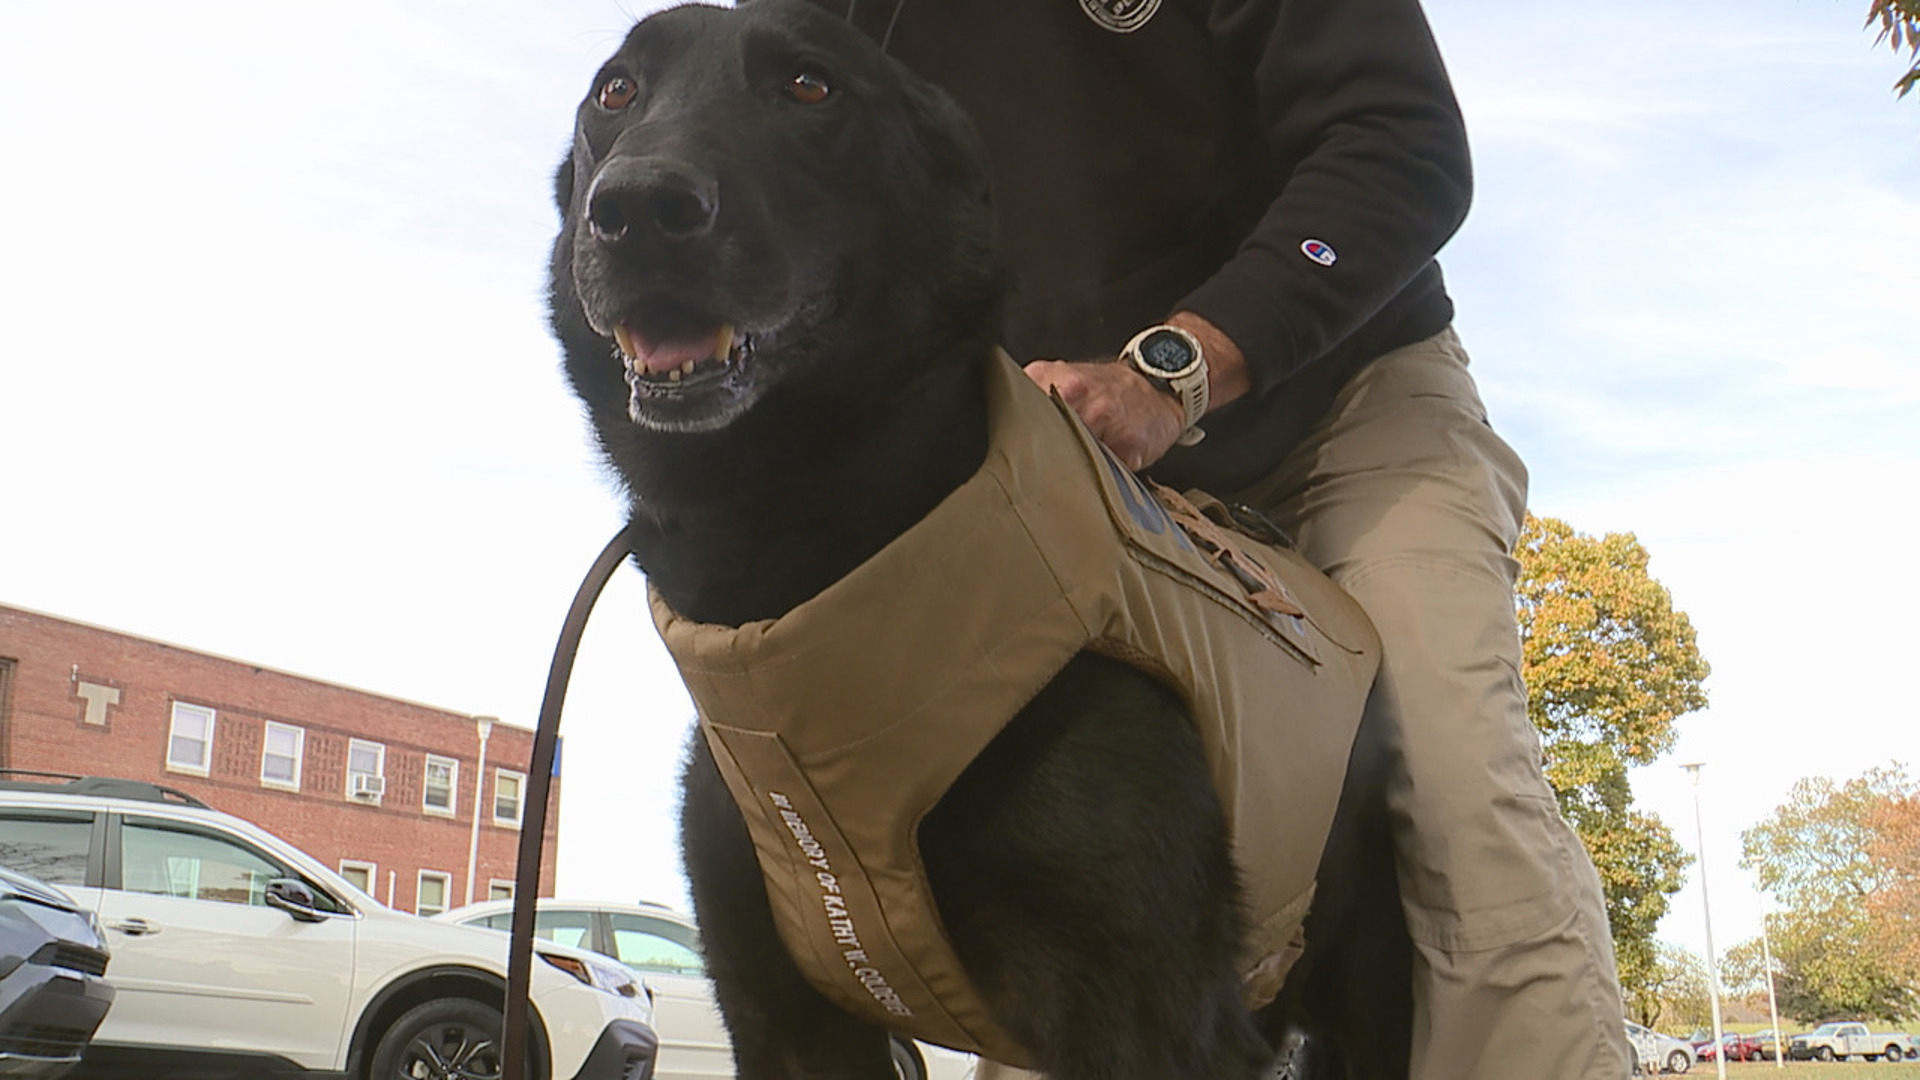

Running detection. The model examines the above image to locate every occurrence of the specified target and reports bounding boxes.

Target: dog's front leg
[680,730,898,1080]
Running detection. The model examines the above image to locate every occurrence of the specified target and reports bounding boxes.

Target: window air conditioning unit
[350,773,386,799]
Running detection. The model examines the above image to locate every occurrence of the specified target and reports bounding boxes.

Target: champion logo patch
[1301,239,1338,267]
[1079,0,1161,33]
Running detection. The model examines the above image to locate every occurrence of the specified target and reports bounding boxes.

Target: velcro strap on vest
[1151,483,1314,624]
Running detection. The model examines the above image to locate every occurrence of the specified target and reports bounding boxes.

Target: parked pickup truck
[1788,1021,1914,1061]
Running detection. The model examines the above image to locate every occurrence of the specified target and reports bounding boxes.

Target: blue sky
[2,0,1915,989]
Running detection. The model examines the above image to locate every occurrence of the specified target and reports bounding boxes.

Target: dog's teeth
[713,324,735,364]
[680,361,698,377]
[668,367,683,382]
[614,324,638,360]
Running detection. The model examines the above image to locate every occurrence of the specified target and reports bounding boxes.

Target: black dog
[547,2,1409,1077]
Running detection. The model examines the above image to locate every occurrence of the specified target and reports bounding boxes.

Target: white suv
[0,774,657,1080]
[1625,1021,1694,1075]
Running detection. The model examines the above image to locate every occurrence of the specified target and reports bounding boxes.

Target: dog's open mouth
[610,298,758,428]
[613,299,752,389]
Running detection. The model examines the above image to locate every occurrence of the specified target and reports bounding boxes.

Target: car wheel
[1886,1045,1907,1063]
[1817,1046,1834,1061]
[369,998,512,1080]
[889,1038,925,1080]
[1667,1049,1691,1073]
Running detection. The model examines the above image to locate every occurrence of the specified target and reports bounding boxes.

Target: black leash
[501,524,635,1080]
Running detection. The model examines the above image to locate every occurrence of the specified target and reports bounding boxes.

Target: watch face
[1137,329,1196,374]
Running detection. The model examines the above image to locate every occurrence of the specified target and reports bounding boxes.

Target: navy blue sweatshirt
[816,0,1473,492]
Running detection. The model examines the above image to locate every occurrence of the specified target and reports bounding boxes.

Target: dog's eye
[597,75,639,110]
[784,70,831,105]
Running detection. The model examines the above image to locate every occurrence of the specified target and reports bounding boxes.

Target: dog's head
[549,0,1004,448]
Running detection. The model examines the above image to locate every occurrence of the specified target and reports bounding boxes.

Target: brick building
[0,603,556,913]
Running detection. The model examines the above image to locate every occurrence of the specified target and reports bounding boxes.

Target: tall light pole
[1682,762,1728,1080]
[465,715,496,906]
[1759,906,1784,1069]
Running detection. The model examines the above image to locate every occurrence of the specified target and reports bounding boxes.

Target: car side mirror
[265,877,329,923]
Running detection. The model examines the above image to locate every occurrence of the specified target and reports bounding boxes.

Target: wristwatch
[1122,324,1209,446]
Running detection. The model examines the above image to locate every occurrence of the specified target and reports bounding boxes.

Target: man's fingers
[1020,357,1180,471]
[1024,360,1085,402]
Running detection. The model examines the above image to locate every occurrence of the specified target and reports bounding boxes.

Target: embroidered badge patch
[1301,239,1338,267]
[1079,0,1161,33]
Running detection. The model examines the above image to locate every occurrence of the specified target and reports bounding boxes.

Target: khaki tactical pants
[980,328,1630,1080]
[1231,327,1631,1080]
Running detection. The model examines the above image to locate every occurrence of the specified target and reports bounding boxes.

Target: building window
[416,870,451,917]
[260,721,305,790]
[339,860,376,896]
[167,702,215,775]
[488,879,515,901]
[346,739,386,802]
[493,768,525,828]
[422,755,458,816]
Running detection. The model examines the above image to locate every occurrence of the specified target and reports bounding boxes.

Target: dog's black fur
[548,3,1410,1077]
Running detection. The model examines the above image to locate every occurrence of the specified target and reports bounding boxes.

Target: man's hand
[1022,311,1251,471]
[1023,357,1186,471]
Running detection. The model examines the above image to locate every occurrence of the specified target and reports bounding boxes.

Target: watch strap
[1171,373,1208,446]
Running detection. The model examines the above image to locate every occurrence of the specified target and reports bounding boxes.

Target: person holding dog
[821,0,1634,1077]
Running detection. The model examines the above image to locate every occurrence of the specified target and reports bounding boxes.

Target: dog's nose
[586,158,719,245]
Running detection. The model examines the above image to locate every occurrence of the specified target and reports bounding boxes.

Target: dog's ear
[552,153,576,216]
[902,77,994,210]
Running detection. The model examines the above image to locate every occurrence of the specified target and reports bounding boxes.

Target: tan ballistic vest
[651,351,1379,1066]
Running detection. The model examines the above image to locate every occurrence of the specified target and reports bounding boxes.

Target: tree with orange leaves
[1866,0,1920,97]
[1865,788,1920,975]
[1740,768,1920,1021]
[1514,514,1708,1011]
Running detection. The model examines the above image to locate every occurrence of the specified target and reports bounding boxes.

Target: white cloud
[1782,342,1920,399]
